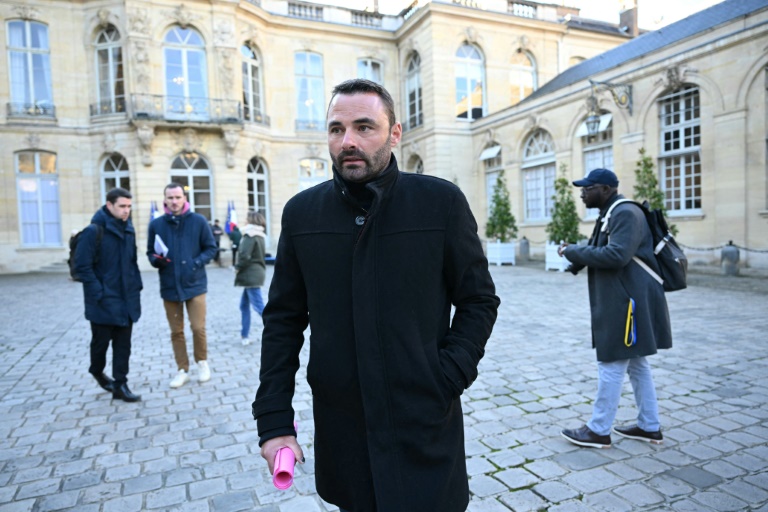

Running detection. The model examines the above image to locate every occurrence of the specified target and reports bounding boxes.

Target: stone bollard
[721,241,740,276]
[519,236,530,261]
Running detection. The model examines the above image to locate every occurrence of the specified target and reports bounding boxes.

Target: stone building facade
[0,0,649,272]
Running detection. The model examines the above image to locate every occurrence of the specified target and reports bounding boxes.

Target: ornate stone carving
[407,140,420,157]
[131,41,150,93]
[25,133,41,149]
[13,6,41,20]
[223,130,240,168]
[96,9,111,29]
[128,9,150,35]
[524,114,542,132]
[136,124,155,166]
[242,25,260,49]
[483,129,497,145]
[102,132,117,154]
[307,144,321,158]
[166,4,200,29]
[252,139,264,157]
[214,19,233,47]
[173,128,201,153]
[656,65,696,91]
[217,49,234,93]
[518,34,530,51]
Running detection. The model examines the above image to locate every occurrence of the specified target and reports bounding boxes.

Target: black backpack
[604,199,688,292]
[68,224,104,282]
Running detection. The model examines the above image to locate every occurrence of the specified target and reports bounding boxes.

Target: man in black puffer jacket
[74,187,142,402]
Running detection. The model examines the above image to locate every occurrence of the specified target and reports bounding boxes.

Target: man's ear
[390,122,402,147]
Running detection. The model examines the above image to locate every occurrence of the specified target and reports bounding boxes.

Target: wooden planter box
[487,240,516,266]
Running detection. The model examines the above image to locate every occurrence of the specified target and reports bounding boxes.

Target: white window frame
[298,158,328,190]
[405,53,423,131]
[16,150,61,246]
[295,51,325,130]
[455,43,485,121]
[357,57,383,84]
[163,26,208,121]
[658,85,701,213]
[509,50,537,106]
[241,44,265,123]
[248,157,271,245]
[170,152,213,220]
[7,20,53,115]
[101,153,130,201]
[94,25,124,115]
[522,130,556,221]
[581,123,613,218]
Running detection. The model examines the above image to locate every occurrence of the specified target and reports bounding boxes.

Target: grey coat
[563,194,672,362]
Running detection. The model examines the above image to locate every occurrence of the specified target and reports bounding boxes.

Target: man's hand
[152,254,171,268]
[261,436,304,475]
[557,242,569,257]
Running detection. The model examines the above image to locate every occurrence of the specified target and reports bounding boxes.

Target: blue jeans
[587,356,660,436]
[240,287,264,338]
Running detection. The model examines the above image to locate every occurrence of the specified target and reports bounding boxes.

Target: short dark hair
[328,78,397,128]
[106,187,132,204]
[164,182,186,196]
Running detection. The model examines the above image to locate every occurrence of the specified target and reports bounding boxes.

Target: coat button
[355,216,366,226]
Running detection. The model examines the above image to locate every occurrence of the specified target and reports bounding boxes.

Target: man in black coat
[252,79,499,511]
[558,169,672,448]
[74,187,143,402]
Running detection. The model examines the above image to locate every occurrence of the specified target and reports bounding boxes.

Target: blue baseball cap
[573,168,619,188]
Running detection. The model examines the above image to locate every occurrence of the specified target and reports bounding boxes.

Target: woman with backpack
[234,211,267,345]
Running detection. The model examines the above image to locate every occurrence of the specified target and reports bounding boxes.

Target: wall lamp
[585,78,633,137]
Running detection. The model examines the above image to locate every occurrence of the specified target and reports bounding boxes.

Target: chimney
[619,5,639,37]
[373,0,379,13]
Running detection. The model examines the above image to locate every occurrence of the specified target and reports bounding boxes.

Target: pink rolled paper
[273,447,295,489]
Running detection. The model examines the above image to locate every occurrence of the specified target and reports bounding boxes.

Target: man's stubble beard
[333,135,392,183]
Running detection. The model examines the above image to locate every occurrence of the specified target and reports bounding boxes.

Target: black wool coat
[563,194,672,362]
[74,206,142,326]
[253,157,499,512]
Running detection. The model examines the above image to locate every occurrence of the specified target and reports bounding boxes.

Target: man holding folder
[148,183,217,388]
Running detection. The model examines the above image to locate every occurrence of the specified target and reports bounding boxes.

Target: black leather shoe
[91,372,114,392]
[561,425,611,448]
[112,383,141,402]
[613,425,663,444]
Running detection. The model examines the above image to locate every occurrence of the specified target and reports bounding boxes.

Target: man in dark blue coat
[74,187,143,402]
[147,183,217,389]
[253,79,499,512]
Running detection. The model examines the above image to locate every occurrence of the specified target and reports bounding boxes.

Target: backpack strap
[600,198,636,233]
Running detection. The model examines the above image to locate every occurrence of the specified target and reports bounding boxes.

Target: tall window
[357,58,382,84]
[16,151,60,246]
[405,53,423,130]
[7,20,53,116]
[94,25,125,115]
[659,85,701,212]
[295,52,325,130]
[101,153,130,200]
[247,157,270,233]
[522,130,556,221]
[299,158,328,190]
[455,44,485,120]
[407,154,424,174]
[581,117,613,217]
[170,152,213,220]
[164,26,208,121]
[510,50,536,106]
[481,144,503,217]
[241,44,264,123]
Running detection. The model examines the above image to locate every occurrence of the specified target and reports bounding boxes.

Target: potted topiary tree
[633,147,677,236]
[485,169,518,265]
[545,163,582,271]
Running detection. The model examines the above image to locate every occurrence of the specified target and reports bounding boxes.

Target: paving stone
[468,475,508,498]
[102,494,143,512]
[690,490,748,511]
[561,467,623,494]
[533,481,579,502]
[665,466,723,489]
[612,483,664,507]
[210,491,255,512]
[15,478,61,500]
[145,486,187,509]
[123,473,163,495]
[34,490,79,512]
[189,477,227,500]
[720,479,768,504]
[582,490,633,511]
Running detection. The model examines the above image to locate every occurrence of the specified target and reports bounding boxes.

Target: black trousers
[89,322,133,386]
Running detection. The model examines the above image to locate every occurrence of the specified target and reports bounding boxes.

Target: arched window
[578,113,613,217]
[405,53,423,130]
[7,20,53,116]
[358,58,383,84]
[522,130,556,221]
[480,143,502,217]
[101,153,130,200]
[164,26,208,121]
[295,52,325,130]
[170,152,213,220]
[93,25,124,115]
[247,157,270,236]
[16,150,60,246]
[658,85,701,212]
[298,158,328,190]
[241,44,265,124]
[407,154,424,174]
[510,50,537,106]
[455,44,485,120]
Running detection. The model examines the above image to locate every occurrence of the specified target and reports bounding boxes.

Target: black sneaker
[612,425,663,445]
[561,425,611,448]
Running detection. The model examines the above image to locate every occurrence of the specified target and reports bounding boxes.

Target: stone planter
[487,240,516,266]
[545,241,568,272]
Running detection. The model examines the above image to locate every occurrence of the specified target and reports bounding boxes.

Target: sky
[316,0,724,30]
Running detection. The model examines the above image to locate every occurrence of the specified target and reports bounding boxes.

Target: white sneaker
[241,337,251,346]
[170,369,190,388]
[198,360,211,382]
